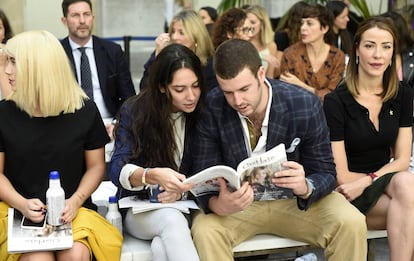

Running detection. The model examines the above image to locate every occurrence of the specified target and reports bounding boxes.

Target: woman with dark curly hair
[211,8,253,49]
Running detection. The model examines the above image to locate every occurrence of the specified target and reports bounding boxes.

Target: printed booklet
[8,208,73,253]
[184,143,294,201]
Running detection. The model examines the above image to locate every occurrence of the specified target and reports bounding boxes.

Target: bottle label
[47,191,65,226]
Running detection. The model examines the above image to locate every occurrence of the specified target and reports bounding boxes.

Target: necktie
[78,47,93,99]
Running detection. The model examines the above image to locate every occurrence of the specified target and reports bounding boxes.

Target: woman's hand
[155,33,170,56]
[157,190,182,203]
[336,176,371,201]
[148,167,193,195]
[61,194,83,223]
[20,198,47,223]
[262,54,280,70]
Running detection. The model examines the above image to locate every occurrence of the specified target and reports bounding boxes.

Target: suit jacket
[61,36,136,117]
[190,79,337,212]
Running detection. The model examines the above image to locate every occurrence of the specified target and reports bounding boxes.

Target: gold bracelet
[142,168,150,185]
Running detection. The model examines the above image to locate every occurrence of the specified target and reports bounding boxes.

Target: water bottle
[46,170,65,226]
[295,253,318,261]
[105,196,123,234]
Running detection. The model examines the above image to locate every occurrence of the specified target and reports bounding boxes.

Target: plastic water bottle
[295,253,318,261]
[105,196,123,234]
[46,170,65,226]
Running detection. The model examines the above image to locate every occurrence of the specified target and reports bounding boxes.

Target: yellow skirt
[0,202,123,261]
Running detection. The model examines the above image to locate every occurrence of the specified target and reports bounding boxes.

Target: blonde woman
[140,9,216,91]
[0,30,121,261]
[246,5,281,78]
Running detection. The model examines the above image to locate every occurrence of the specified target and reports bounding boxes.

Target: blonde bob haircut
[245,5,275,46]
[169,10,214,65]
[6,30,87,117]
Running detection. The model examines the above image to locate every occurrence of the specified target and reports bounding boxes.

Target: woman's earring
[389,60,392,67]
[356,56,359,64]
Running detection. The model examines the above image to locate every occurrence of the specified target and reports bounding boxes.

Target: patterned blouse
[281,42,345,101]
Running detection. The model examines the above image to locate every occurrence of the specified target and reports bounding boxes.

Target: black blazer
[61,35,136,117]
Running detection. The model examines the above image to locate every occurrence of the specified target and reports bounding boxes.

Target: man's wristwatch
[300,178,314,199]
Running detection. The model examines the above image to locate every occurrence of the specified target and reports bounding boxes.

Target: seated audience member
[140,10,216,93]
[274,1,309,52]
[198,6,217,36]
[0,9,12,44]
[339,0,363,36]
[211,8,253,49]
[0,30,121,260]
[381,11,414,86]
[324,16,414,261]
[280,4,345,101]
[190,39,367,261]
[60,0,136,141]
[0,9,13,98]
[109,44,203,261]
[164,0,193,33]
[245,5,281,78]
[326,1,353,57]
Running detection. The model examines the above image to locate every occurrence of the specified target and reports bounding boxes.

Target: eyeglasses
[236,26,255,35]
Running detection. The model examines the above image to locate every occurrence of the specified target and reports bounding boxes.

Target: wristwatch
[301,178,314,199]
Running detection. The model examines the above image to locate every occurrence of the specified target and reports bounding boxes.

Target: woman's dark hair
[200,6,218,22]
[301,4,335,44]
[119,44,204,169]
[381,11,414,53]
[276,1,309,45]
[326,1,353,54]
[212,8,247,49]
[0,9,13,43]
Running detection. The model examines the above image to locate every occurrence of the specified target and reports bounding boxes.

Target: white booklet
[184,143,294,201]
[118,197,199,214]
[7,208,73,253]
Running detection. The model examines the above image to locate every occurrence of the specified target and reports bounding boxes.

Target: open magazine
[184,143,294,201]
[118,197,199,214]
[8,208,73,253]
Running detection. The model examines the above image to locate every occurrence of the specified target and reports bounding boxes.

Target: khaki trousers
[192,192,367,261]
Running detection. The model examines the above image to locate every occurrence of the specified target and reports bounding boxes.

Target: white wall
[3,0,390,39]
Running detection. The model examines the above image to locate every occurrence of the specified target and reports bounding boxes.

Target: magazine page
[237,144,294,201]
[184,165,241,197]
[8,208,73,253]
[118,196,199,214]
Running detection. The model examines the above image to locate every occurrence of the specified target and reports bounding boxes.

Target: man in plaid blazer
[189,39,367,261]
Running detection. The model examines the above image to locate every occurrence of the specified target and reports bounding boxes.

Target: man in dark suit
[60,0,135,139]
[189,39,367,261]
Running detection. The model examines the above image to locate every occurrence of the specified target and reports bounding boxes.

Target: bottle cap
[108,196,118,203]
[49,171,60,179]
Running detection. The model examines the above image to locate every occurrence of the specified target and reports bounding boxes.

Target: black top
[274,31,290,52]
[0,99,110,210]
[324,83,413,173]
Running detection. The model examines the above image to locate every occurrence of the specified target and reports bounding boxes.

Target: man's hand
[209,177,254,216]
[271,161,308,197]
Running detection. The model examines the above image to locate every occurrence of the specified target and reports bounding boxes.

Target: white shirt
[68,37,111,119]
[238,79,273,157]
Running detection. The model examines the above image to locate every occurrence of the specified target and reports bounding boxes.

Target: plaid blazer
[190,79,336,212]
